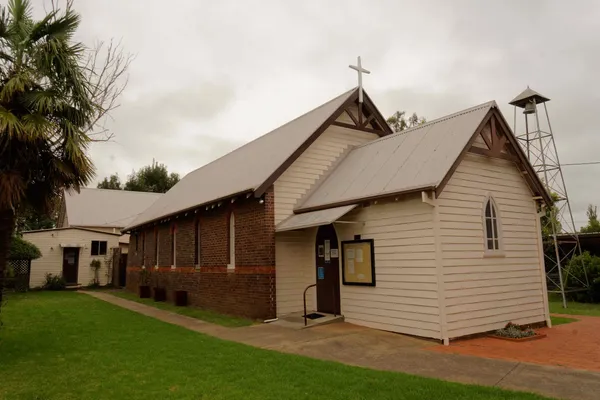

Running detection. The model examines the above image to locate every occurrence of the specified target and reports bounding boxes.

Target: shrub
[8,236,41,260]
[494,322,536,339]
[90,259,102,285]
[43,273,66,291]
[565,252,600,302]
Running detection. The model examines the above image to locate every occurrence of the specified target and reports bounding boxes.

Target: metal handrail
[303,284,316,326]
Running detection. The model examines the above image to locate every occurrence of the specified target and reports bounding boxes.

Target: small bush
[494,322,536,339]
[90,259,102,285]
[43,273,66,291]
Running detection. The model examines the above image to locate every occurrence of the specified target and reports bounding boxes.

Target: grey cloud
[29,0,600,230]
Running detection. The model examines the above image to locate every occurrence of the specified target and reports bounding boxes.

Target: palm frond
[0,106,23,137]
[7,0,32,45]
[29,8,80,44]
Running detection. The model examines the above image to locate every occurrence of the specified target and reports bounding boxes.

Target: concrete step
[269,311,344,330]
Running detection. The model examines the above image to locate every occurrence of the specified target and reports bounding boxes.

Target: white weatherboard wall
[273,122,378,225]
[335,197,441,339]
[23,229,120,287]
[275,229,316,316]
[274,121,378,315]
[437,153,548,338]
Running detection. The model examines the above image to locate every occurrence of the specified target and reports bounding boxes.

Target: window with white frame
[171,224,176,267]
[228,212,235,269]
[194,219,200,266]
[484,196,501,251]
[154,228,159,266]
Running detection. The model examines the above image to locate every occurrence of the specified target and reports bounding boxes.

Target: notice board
[341,239,375,286]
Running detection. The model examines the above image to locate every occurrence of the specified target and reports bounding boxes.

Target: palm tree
[0,0,96,303]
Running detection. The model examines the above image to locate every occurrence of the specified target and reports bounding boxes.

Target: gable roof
[297,101,550,212]
[64,188,162,228]
[125,87,391,231]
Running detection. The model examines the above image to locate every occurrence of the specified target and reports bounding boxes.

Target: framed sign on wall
[341,239,375,286]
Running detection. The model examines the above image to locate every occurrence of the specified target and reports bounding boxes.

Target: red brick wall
[126,187,276,320]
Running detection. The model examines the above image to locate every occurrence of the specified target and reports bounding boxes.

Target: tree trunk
[0,208,15,309]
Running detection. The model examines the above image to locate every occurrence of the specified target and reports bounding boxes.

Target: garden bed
[489,322,546,342]
[490,333,547,342]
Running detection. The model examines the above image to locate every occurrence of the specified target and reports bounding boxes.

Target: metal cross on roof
[349,56,370,104]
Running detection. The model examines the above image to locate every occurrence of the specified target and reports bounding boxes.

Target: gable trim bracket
[434,107,552,206]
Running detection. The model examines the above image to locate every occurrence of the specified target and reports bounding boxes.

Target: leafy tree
[0,0,129,309]
[97,174,122,190]
[387,111,427,133]
[580,204,600,233]
[8,236,41,260]
[541,193,562,238]
[15,207,55,233]
[124,161,180,193]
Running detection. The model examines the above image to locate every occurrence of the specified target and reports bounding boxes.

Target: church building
[124,84,552,343]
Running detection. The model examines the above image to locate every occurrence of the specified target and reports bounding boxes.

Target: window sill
[483,251,505,258]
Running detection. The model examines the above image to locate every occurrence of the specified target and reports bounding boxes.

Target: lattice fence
[5,259,31,292]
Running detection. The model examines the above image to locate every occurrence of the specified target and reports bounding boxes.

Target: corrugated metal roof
[126,88,358,230]
[509,87,550,107]
[297,101,496,211]
[64,188,162,228]
[276,205,357,232]
[22,227,121,236]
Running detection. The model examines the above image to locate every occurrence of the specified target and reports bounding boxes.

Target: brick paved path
[432,314,600,372]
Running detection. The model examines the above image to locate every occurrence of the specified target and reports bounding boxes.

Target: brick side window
[154,228,159,266]
[194,219,200,266]
[171,224,177,267]
[228,212,235,269]
[141,232,146,266]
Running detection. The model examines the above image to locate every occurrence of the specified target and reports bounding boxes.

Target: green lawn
[550,315,578,326]
[0,292,551,400]
[549,294,600,317]
[108,289,253,327]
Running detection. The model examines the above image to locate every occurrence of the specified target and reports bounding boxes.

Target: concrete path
[83,291,600,400]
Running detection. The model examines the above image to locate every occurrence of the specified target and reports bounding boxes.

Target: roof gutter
[294,186,437,214]
[123,189,255,233]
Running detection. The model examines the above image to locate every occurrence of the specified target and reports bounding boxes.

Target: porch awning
[276,205,357,232]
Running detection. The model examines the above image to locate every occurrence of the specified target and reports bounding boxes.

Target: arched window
[229,212,235,269]
[484,196,501,251]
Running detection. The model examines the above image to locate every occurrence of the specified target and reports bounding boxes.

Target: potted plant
[174,290,188,306]
[139,267,151,298]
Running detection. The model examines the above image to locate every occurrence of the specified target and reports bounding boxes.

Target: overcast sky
[37,0,600,227]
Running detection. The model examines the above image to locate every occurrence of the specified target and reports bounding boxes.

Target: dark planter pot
[153,287,167,302]
[174,290,188,307]
[139,285,151,298]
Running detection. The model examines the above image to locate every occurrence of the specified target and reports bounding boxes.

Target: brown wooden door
[315,224,340,314]
[62,248,79,285]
